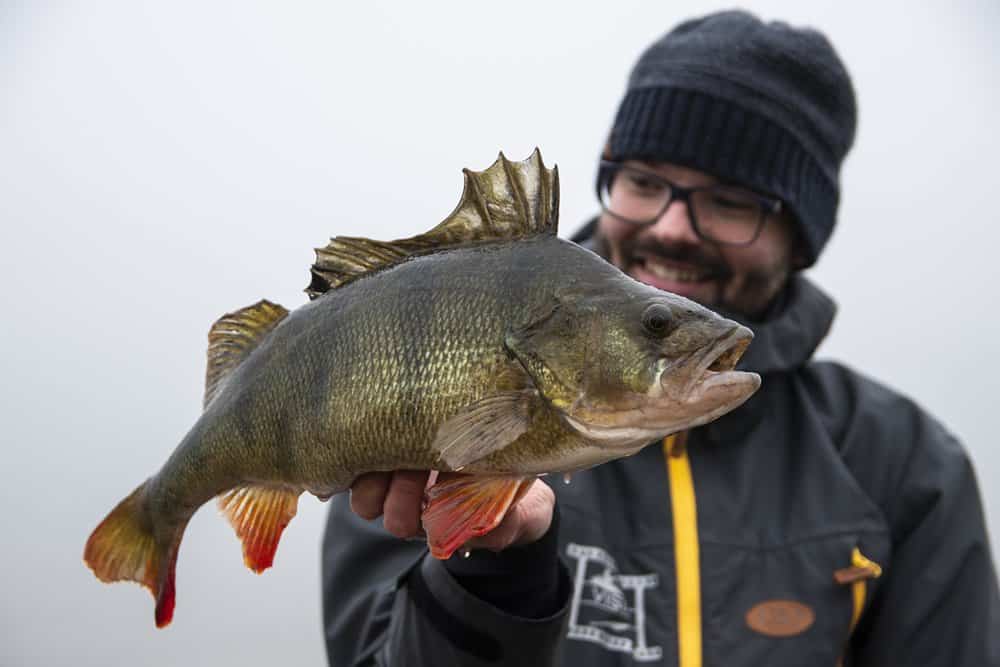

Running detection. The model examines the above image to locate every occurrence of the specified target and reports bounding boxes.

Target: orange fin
[83,481,185,628]
[421,476,532,559]
[218,485,300,573]
[205,300,289,408]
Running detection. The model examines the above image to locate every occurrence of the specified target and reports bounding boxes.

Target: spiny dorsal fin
[205,299,289,407]
[306,237,412,298]
[306,148,559,299]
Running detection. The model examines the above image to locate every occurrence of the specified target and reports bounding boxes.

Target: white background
[2,1,998,665]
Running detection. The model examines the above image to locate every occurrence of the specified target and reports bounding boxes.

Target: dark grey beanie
[607,10,857,266]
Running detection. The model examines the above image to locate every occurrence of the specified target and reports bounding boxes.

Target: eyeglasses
[596,160,782,246]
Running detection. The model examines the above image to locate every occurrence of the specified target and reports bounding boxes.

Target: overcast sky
[2,2,998,665]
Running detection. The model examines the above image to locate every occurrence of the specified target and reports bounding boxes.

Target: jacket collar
[714,276,836,374]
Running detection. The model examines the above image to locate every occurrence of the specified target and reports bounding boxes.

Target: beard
[599,233,791,321]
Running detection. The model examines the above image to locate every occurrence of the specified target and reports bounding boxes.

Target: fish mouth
[562,325,760,447]
[705,328,751,373]
[678,324,760,405]
[651,324,759,400]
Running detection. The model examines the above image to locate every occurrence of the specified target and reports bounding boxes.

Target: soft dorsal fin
[205,299,289,407]
[306,148,559,299]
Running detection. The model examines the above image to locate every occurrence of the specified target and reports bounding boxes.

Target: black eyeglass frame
[596,160,783,247]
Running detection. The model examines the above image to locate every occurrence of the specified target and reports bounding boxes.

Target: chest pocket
[700,531,888,665]
[690,381,893,666]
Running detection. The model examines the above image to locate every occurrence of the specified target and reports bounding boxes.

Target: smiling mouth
[632,254,718,284]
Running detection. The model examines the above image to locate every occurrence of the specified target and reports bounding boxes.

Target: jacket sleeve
[321,493,571,666]
[845,395,1000,665]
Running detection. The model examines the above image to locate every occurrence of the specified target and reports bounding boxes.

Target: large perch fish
[84,150,760,627]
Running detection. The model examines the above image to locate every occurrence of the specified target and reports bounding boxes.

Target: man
[322,11,1000,666]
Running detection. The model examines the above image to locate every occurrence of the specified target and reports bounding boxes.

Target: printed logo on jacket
[566,543,662,662]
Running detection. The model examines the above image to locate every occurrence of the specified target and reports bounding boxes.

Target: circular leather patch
[745,600,815,637]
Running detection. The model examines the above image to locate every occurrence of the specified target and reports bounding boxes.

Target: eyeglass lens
[600,165,766,245]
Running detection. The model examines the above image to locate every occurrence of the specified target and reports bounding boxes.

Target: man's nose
[648,199,700,245]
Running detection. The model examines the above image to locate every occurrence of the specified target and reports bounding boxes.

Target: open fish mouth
[645,324,758,400]
[562,325,759,445]
[704,327,752,373]
[680,324,759,401]
[697,325,753,380]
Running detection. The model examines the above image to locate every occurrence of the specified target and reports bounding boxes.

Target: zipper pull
[834,547,883,585]
[666,431,689,457]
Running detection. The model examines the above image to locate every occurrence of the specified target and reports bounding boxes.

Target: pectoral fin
[421,475,534,559]
[430,391,535,470]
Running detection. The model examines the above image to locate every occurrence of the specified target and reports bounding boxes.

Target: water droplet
[563,473,572,485]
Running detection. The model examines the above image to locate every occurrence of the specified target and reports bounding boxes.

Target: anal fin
[421,475,533,560]
[218,485,300,573]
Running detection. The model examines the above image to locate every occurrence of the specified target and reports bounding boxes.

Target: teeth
[642,259,709,283]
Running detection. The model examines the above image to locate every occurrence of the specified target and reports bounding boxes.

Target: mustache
[621,238,731,280]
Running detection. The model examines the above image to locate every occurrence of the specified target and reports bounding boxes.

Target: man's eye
[709,193,756,211]
[625,174,665,194]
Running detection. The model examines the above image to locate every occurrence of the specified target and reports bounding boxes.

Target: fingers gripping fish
[83,150,761,627]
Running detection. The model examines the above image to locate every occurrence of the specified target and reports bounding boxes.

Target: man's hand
[350,471,555,551]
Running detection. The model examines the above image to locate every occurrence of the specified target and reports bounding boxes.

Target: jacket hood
[570,218,837,375]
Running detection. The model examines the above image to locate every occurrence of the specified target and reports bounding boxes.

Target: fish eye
[641,304,672,337]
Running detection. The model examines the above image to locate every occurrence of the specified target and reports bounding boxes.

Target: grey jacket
[321,243,1000,665]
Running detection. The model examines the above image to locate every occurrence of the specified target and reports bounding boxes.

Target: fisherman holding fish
[81,7,998,666]
[323,10,1000,666]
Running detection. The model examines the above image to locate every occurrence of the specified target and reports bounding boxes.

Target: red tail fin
[83,481,185,628]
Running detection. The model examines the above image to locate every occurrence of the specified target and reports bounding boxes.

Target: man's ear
[783,212,811,269]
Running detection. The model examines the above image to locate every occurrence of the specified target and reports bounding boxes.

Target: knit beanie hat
[606,10,857,266]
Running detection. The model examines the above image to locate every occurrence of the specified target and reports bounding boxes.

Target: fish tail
[83,480,187,628]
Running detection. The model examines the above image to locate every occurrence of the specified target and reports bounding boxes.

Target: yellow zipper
[835,547,883,666]
[847,547,882,633]
[664,433,702,667]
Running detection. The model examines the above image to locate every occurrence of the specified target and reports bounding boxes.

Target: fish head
[506,277,760,448]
